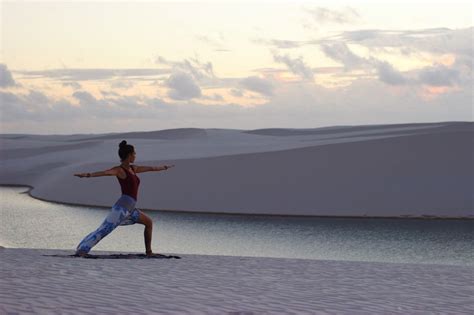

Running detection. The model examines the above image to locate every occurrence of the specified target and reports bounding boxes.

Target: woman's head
[118,140,136,162]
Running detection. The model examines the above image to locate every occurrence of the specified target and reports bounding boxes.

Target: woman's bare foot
[75,250,89,257]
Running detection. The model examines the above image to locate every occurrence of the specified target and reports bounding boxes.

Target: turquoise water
[1,185,472,265]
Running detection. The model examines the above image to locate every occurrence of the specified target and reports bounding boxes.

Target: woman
[73,140,175,257]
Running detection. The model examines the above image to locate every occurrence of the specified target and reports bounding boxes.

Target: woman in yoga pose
[73,140,174,257]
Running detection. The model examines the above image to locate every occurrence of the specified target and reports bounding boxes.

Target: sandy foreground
[0,122,472,218]
[0,247,472,314]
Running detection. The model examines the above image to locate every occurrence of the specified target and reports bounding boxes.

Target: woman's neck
[121,162,131,167]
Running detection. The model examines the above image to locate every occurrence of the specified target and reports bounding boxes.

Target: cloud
[2,75,471,134]
[326,27,471,88]
[110,80,135,89]
[337,27,473,59]
[100,90,120,97]
[339,29,380,42]
[72,90,151,118]
[154,55,215,81]
[239,76,274,96]
[417,65,460,87]
[254,27,472,88]
[72,90,98,104]
[373,60,407,85]
[320,42,408,85]
[1,87,247,129]
[254,27,472,86]
[3,24,471,133]
[71,90,143,118]
[270,40,304,49]
[1,88,159,125]
[0,64,16,87]
[272,53,314,80]
[322,28,472,88]
[14,68,170,81]
[0,91,31,121]
[195,32,229,52]
[259,39,306,49]
[165,72,202,100]
[230,89,244,97]
[154,55,221,92]
[320,42,367,71]
[202,93,224,101]
[251,78,471,128]
[62,81,82,89]
[27,90,50,106]
[1,90,83,122]
[304,6,360,24]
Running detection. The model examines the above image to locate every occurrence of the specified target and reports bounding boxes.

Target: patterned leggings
[75,194,141,254]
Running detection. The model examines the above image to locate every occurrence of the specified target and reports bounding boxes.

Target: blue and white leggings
[75,194,141,254]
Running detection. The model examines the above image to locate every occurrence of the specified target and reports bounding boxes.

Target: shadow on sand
[44,253,181,259]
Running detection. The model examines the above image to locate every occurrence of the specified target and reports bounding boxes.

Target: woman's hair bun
[118,140,134,161]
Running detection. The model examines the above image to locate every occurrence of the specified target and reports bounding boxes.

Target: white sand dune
[0,247,472,314]
[244,121,450,136]
[69,127,209,141]
[0,121,472,217]
[0,127,208,142]
[1,140,103,159]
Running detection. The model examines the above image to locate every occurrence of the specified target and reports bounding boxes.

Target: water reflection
[1,186,472,266]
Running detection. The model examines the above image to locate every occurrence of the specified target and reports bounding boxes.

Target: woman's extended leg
[75,205,129,255]
[136,210,154,255]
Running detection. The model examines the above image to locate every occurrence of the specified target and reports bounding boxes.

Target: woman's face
[129,151,136,163]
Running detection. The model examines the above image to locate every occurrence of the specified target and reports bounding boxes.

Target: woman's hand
[74,173,91,178]
[164,164,175,170]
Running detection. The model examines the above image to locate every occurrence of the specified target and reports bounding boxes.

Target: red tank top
[117,165,140,201]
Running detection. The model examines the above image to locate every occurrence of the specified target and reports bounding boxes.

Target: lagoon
[1,185,472,266]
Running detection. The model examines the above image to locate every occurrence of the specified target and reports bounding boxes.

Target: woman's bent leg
[75,205,129,254]
[135,210,153,255]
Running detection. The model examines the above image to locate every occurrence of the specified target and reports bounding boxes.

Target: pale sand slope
[0,122,472,217]
[1,248,472,314]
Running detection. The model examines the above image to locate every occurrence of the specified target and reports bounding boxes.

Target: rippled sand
[1,247,472,314]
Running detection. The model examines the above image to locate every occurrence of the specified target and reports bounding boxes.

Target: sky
[0,0,472,134]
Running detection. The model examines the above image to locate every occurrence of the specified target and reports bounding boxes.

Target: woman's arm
[134,164,175,174]
[74,167,120,178]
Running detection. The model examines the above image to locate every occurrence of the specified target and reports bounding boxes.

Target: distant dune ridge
[68,128,209,141]
[0,122,472,218]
